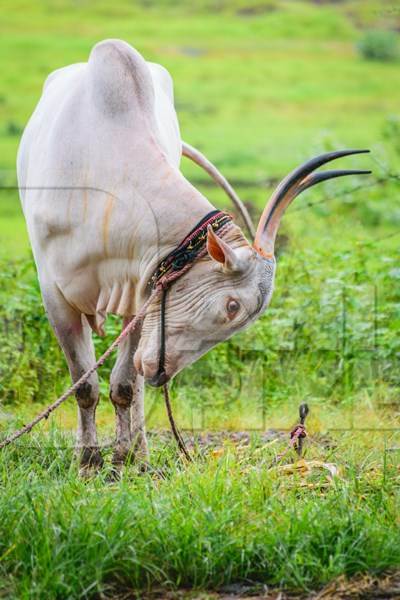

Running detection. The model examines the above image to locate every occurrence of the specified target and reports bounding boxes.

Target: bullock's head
[135,150,370,386]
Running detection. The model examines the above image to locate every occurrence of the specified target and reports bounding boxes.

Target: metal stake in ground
[294,403,309,458]
[270,402,309,467]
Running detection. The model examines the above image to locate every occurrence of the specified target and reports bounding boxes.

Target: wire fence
[0,174,399,439]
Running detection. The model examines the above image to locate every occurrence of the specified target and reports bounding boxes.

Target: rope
[162,384,192,462]
[0,219,234,456]
[0,289,161,451]
[157,287,168,375]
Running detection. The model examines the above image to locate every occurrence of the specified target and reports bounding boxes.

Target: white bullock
[18,39,369,472]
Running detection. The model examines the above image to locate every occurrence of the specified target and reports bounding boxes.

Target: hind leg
[110,318,148,467]
[42,284,102,474]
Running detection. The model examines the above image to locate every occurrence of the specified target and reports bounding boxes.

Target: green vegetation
[0,0,399,596]
[358,29,399,62]
[0,429,399,599]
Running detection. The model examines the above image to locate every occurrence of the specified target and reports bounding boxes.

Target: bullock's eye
[226,298,240,317]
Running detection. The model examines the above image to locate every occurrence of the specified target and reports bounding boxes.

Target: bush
[357,30,399,62]
[4,120,22,136]
[1,233,400,413]
[383,115,400,155]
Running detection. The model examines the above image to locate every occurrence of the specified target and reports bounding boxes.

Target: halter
[149,209,233,385]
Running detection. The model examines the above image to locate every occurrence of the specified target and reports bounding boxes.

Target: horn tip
[346,148,370,155]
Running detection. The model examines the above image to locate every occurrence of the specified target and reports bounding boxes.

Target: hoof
[111,446,130,467]
[112,433,149,467]
[131,431,150,462]
[106,463,123,483]
[108,456,148,480]
[111,444,149,476]
[77,446,103,477]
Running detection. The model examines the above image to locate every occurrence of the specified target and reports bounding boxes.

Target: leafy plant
[357,30,399,62]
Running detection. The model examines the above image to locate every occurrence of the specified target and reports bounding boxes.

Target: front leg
[42,284,103,476]
[110,320,148,467]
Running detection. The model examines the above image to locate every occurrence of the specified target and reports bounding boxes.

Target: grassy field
[0,427,399,598]
[1,0,400,597]
[1,1,400,253]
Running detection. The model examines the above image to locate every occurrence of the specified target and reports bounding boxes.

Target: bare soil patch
[103,571,400,599]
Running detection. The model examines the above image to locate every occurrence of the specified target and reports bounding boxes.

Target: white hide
[17,39,213,335]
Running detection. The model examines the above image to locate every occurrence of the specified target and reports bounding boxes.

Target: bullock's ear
[206,225,241,271]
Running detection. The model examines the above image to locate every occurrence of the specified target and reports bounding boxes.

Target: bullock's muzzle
[147,370,169,388]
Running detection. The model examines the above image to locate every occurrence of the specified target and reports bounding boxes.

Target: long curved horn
[182,141,256,238]
[253,149,371,259]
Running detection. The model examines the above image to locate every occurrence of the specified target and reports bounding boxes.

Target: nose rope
[163,383,192,462]
[157,287,168,379]
[150,211,234,386]
[152,217,234,458]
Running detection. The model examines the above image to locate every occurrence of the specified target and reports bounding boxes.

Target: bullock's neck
[135,151,214,298]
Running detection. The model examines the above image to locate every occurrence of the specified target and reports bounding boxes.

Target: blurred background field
[0,0,399,431]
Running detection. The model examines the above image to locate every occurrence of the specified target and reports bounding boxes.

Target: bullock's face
[134,227,275,386]
[135,149,372,386]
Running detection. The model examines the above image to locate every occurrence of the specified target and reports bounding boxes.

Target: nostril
[147,370,169,387]
[156,371,168,386]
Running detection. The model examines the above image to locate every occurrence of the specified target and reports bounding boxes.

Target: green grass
[1,0,400,596]
[1,0,399,182]
[0,428,399,599]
